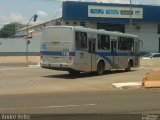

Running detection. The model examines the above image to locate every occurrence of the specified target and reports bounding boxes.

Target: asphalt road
[0,65,153,95]
[0,64,160,118]
[0,89,160,114]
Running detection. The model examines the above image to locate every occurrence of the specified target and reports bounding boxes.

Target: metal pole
[130,0,132,32]
[26,16,34,62]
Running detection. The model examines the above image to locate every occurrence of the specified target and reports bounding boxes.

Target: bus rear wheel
[68,70,80,76]
[97,61,105,75]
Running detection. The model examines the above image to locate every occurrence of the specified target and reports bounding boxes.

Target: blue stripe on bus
[41,51,62,56]
[69,52,76,56]
[96,52,130,57]
[41,51,132,57]
[96,53,121,69]
[41,51,75,56]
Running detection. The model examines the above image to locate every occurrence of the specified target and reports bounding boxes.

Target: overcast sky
[0,0,160,28]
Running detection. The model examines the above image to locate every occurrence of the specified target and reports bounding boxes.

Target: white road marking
[28,65,40,68]
[0,104,96,110]
[112,82,142,89]
[138,67,145,69]
[0,67,27,71]
[0,67,38,71]
[138,67,152,70]
[152,67,160,71]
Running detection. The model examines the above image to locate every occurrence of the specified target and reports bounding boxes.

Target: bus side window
[98,34,110,50]
[75,32,87,50]
[128,38,134,51]
[118,37,134,51]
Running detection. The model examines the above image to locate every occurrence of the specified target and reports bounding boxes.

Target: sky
[0,0,160,28]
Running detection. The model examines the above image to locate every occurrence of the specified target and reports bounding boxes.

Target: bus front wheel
[97,61,105,75]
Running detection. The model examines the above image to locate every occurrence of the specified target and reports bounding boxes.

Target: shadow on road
[42,70,137,79]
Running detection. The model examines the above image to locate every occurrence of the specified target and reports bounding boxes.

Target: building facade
[61,1,160,53]
[16,1,160,53]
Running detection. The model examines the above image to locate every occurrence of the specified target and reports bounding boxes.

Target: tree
[0,23,16,38]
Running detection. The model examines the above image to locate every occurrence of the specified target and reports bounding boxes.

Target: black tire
[97,61,105,75]
[125,61,132,72]
[68,70,80,76]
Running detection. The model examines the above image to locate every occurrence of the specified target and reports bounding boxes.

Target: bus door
[111,37,118,68]
[88,34,97,71]
[75,31,93,72]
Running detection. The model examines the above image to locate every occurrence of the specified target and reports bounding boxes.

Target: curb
[143,81,160,88]
[143,70,160,88]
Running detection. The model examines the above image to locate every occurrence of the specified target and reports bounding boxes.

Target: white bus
[40,26,141,75]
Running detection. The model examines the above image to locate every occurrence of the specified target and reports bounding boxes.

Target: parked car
[141,53,160,59]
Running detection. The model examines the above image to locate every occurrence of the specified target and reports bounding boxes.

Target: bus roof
[44,26,138,38]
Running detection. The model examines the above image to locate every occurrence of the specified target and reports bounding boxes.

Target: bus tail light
[67,57,73,63]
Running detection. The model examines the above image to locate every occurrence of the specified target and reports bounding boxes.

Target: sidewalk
[143,70,160,88]
[0,56,40,67]
[0,62,38,67]
[0,56,40,63]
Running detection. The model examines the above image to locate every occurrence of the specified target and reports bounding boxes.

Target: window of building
[98,34,110,50]
[97,23,125,33]
[55,21,61,25]
[80,22,86,27]
[118,37,134,51]
[73,22,77,25]
[66,21,69,25]
[75,32,87,50]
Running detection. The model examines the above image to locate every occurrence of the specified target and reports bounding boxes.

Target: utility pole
[129,0,132,32]
[26,14,38,62]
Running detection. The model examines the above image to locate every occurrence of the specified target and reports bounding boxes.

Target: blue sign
[90,9,104,14]
[88,5,143,19]
[106,10,119,15]
[90,9,119,15]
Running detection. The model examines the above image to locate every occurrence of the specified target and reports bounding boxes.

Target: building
[15,18,62,37]
[16,1,160,53]
[62,1,160,53]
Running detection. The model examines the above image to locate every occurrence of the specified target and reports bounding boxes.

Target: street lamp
[129,0,132,32]
[26,14,38,62]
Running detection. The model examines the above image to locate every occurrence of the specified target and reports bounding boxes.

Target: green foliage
[0,23,16,38]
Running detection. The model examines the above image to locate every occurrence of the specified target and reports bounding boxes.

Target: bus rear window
[42,27,73,43]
